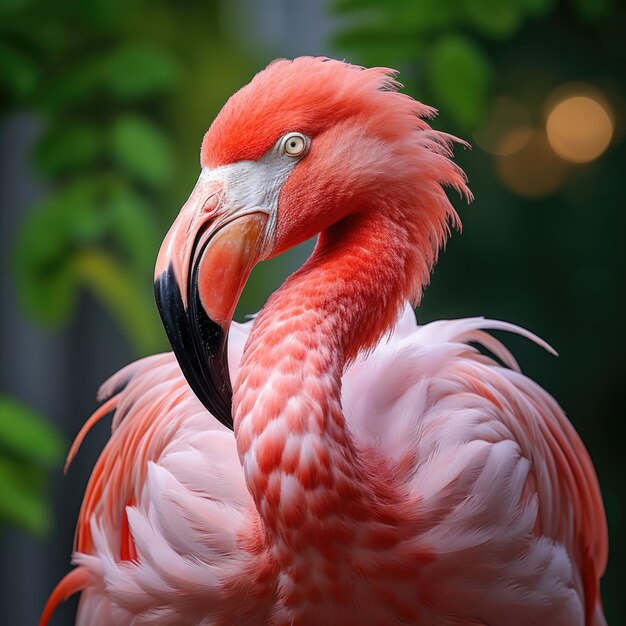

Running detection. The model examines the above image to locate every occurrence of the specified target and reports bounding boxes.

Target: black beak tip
[154,265,233,430]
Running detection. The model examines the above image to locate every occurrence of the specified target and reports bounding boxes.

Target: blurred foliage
[332,0,613,129]
[0,0,257,355]
[0,396,63,535]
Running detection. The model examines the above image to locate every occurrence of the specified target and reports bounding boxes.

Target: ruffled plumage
[43,306,607,625]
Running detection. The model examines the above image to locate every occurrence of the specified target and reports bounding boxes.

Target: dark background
[0,0,624,624]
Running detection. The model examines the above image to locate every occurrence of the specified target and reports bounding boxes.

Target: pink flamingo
[42,57,607,625]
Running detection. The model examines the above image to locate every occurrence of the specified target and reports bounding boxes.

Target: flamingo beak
[154,174,269,429]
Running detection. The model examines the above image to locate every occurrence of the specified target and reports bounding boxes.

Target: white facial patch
[198,135,308,258]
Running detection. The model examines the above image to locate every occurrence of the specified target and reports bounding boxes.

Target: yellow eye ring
[280,132,309,157]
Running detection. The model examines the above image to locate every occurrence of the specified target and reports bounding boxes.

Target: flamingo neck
[233,210,418,545]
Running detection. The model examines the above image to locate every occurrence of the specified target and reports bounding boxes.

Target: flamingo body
[44,310,607,625]
[42,57,607,625]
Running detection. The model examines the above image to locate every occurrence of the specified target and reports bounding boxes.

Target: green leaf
[40,61,101,112]
[334,0,458,31]
[0,456,50,535]
[15,175,163,339]
[105,182,161,273]
[74,250,165,354]
[14,181,108,325]
[0,43,38,99]
[100,43,179,100]
[34,121,101,177]
[396,0,458,31]
[0,397,64,468]
[462,0,523,38]
[428,35,492,129]
[110,115,173,186]
[334,26,424,66]
[15,200,78,326]
[42,44,178,111]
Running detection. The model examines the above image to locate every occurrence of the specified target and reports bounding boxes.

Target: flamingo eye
[280,132,309,158]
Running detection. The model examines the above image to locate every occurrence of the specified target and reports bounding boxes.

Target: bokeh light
[474,96,532,156]
[496,130,568,197]
[546,91,613,163]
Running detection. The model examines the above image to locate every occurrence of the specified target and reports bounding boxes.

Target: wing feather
[344,305,607,624]
[61,323,273,625]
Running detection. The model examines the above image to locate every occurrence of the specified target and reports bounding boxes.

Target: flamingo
[42,57,607,625]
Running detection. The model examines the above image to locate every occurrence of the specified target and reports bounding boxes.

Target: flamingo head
[154,56,469,428]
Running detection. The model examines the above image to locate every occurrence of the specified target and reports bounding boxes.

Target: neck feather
[233,208,427,544]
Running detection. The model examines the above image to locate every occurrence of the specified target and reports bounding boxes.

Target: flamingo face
[154,132,314,426]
